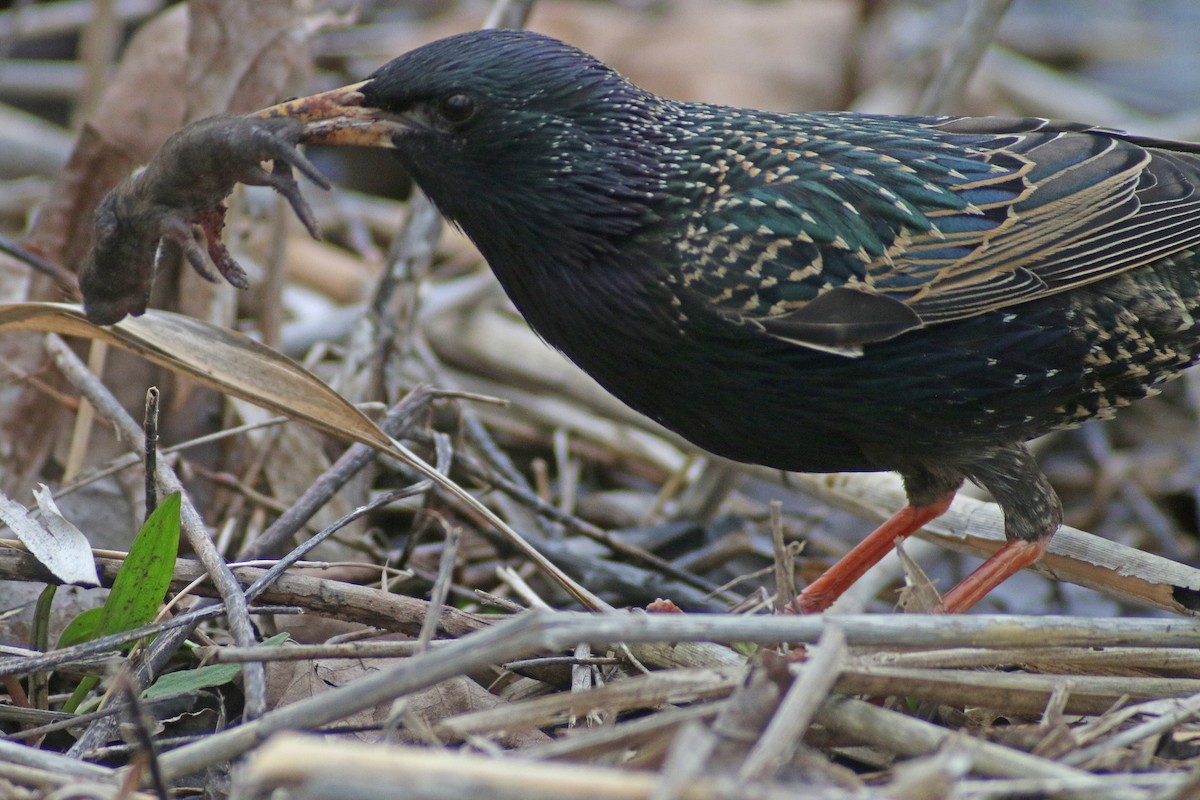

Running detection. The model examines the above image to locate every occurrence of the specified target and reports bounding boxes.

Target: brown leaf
[185,0,313,119]
[0,303,390,451]
[26,6,190,269]
[406,677,550,748]
[265,655,391,735]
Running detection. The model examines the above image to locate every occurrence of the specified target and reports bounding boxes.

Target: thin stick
[61,340,106,482]
[0,233,81,299]
[1061,694,1200,768]
[769,500,795,612]
[150,610,1172,783]
[915,0,1015,115]
[418,478,461,650]
[112,671,168,800]
[738,625,847,780]
[482,0,535,29]
[142,386,159,517]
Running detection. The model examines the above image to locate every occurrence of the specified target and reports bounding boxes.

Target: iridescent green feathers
[360,30,1200,357]
[666,112,1200,353]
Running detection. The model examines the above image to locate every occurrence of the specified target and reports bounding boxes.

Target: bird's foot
[933,537,1049,613]
[789,492,955,614]
[791,587,838,614]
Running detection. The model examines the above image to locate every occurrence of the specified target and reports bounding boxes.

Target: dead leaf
[409,677,551,748]
[265,653,391,737]
[186,0,314,119]
[26,6,191,270]
[0,302,390,452]
[895,538,942,613]
[0,484,98,586]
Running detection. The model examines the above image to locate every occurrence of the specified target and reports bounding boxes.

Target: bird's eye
[438,93,476,124]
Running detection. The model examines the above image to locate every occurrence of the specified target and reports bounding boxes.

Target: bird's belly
[546,279,1200,475]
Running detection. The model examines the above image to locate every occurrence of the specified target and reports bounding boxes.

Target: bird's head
[260,30,670,246]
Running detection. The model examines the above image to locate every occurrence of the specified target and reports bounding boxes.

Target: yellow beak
[255,81,409,147]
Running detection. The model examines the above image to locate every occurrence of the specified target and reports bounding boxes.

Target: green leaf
[141,633,290,701]
[57,606,104,649]
[96,493,181,639]
[56,493,181,650]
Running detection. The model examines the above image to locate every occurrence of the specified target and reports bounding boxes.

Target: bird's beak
[254,81,409,147]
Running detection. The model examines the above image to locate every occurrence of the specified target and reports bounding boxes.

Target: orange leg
[791,492,955,613]
[933,537,1048,613]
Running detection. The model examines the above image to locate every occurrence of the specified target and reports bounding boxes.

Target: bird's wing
[671,114,1200,353]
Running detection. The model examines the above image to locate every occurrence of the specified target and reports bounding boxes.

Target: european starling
[262,29,1200,612]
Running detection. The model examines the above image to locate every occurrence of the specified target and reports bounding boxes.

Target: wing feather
[671,113,1200,351]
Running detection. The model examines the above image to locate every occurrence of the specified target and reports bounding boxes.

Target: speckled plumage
[320,30,1200,607]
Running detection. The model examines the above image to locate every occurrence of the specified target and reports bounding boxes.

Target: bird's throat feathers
[421,95,672,243]
[414,94,678,309]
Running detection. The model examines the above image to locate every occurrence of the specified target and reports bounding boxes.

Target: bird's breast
[476,224,1200,478]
